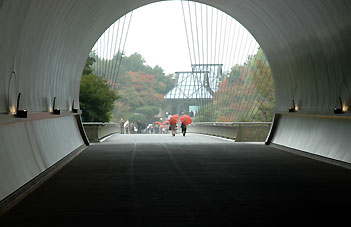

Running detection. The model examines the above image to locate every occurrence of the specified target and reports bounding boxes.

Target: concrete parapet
[188,122,272,142]
[83,123,119,142]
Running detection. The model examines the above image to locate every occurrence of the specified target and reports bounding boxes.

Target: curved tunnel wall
[0,0,351,201]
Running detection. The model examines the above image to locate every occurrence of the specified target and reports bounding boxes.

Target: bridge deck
[1,134,351,225]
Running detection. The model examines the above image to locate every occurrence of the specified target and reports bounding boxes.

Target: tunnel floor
[1,134,351,226]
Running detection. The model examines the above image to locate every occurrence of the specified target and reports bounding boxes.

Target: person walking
[124,120,130,134]
[169,114,179,136]
[120,118,125,134]
[130,122,135,134]
[155,124,159,134]
[171,123,177,136]
[137,120,142,134]
[180,114,192,137]
[146,123,153,134]
[181,123,187,136]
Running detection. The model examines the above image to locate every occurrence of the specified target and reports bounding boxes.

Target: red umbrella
[180,114,192,125]
[162,120,169,124]
[169,114,179,125]
[154,121,162,125]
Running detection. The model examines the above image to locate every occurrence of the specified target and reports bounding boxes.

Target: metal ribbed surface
[272,114,351,163]
[0,116,84,201]
[0,0,350,113]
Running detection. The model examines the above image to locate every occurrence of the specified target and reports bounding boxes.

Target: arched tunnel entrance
[0,0,351,224]
[81,1,274,141]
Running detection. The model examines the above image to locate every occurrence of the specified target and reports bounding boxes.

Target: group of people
[145,123,170,134]
[119,118,188,136]
[170,123,187,137]
[119,118,143,134]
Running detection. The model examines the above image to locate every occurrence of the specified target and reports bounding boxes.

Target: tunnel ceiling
[0,0,350,114]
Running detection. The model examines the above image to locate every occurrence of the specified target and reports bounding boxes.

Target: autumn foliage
[108,53,174,123]
[197,48,275,122]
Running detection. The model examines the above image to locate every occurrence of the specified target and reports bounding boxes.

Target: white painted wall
[0,116,84,201]
[272,114,351,164]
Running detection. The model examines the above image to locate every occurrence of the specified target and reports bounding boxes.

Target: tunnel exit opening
[79,1,275,142]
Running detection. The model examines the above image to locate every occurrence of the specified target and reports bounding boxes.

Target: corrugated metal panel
[0,116,84,201]
[272,114,351,163]
[1,0,349,113]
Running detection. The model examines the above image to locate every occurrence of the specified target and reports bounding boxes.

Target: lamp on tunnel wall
[289,84,299,112]
[72,100,79,113]
[52,97,60,115]
[288,99,297,112]
[334,96,344,114]
[15,93,27,118]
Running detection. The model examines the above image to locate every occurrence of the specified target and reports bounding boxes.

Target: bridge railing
[83,122,120,142]
[187,122,272,142]
[82,122,272,142]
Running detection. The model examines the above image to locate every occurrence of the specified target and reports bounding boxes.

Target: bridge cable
[192,1,205,116]
[220,13,235,122]
[232,28,255,121]
[108,19,121,85]
[222,19,238,121]
[115,11,134,89]
[220,18,233,121]
[181,1,200,114]
[246,58,271,120]
[227,25,247,121]
[110,14,128,89]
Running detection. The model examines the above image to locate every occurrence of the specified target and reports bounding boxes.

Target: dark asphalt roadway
[1,134,351,226]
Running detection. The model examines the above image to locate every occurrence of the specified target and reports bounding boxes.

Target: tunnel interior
[0,0,351,209]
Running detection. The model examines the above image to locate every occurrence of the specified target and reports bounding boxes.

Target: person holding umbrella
[180,114,192,136]
[181,123,187,136]
[154,121,163,134]
[169,114,179,136]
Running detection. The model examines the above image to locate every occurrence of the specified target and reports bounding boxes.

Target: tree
[83,56,96,75]
[196,103,218,122]
[212,47,275,122]
[79,57,118,122]
[92,53,175,123]
[80,74,118,122]
[128,113,147,125]
[136,106,159,122]
[249,48,275,121]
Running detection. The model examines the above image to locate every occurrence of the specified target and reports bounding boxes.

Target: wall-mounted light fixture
[288,99,297,112]
[72,100,79,113]
[52,97,60,115]
[15,93,27,118]
[334,96,344,114]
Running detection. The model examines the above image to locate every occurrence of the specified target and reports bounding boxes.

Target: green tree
[89,52,174,123]
[83,56,96,75]
[249,48,275,121]
[80,74,118,122]
[212,47,274,122]
[136,106,159,122]
[196,103,218,122]
[80,57,118,122]
[128,113,147,125]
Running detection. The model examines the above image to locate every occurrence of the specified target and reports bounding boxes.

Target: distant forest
[198,48,275,122]
[90,52,175,124]
[87,47,274,124]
